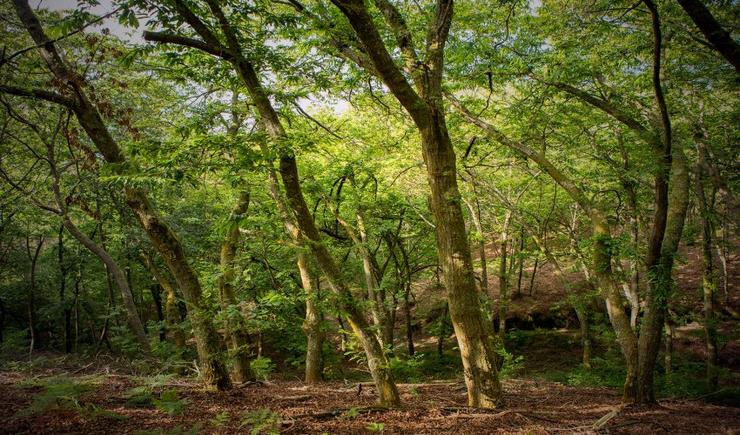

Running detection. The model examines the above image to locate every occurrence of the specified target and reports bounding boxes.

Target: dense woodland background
[0,0,738,432]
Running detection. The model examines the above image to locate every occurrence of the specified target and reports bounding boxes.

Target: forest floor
[1,364,739,434]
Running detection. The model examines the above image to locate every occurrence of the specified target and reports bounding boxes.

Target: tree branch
[0,84,75,107]
[143,31,233,59]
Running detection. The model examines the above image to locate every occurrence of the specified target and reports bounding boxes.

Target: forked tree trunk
[330,0,501,407]
[635,147,689,403]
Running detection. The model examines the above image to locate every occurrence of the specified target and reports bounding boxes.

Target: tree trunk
[301,254,323,384]
[575,304,592,369]
[515,227,525,298]
[329,0,501,407]
[664,319,674,376]
[218,190,254,384]
[25,236,43,354]
[618,131,642,330]
[528,257,538,296]
[437,302,448,357]
[58,224,73,353]
[636,148,689,403]
[404,282,414,356]
[141,252,187,348]
[150,284,166,342]
[696,148,719,390]
[593,222,639,403]
[279,155,400,406]
[125,190,230,390]
[464,196,488,293]
[497,210,512,340]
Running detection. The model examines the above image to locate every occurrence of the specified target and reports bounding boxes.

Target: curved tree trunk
[61,216,149,350]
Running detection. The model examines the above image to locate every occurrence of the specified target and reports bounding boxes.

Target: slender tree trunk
[497,210,512,340]
[301,254,323,383]
[636,146,689,403]
[464,196,488,293]
[664,318,674,376]
[218,190,254,384]
[60,216,150,349]
[528,257,538,296]
[618,132,642,329]
[437,302,449,357]
[58,224,73,353]
[575,304,592,369]
[150,284,166,342]
[696,149,719,389]
[73,268,81,350]
[515,227,525,298]
[404,283,414,356]
[141,252,187,348]
[25,236,43,354]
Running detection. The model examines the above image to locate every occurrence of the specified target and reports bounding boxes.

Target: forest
[0,0,737,433]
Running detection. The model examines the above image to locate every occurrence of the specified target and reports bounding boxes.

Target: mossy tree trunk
[218,190,254,384]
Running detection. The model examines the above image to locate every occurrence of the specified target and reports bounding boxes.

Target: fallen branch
[276,394,312,401]
[286,405,389,421]
[592,407,620,430]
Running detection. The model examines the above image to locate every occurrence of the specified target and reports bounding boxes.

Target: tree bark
[218,190,254,383]
[300,253,323,384]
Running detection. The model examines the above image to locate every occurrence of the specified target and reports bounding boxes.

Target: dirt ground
[1,370,738,434]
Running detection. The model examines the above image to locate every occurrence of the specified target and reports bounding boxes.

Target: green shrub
[17,376,91,416]
[153,389,188,415]
[250,357,274,381]
[210,411,231,427]
[239,408,280,434]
